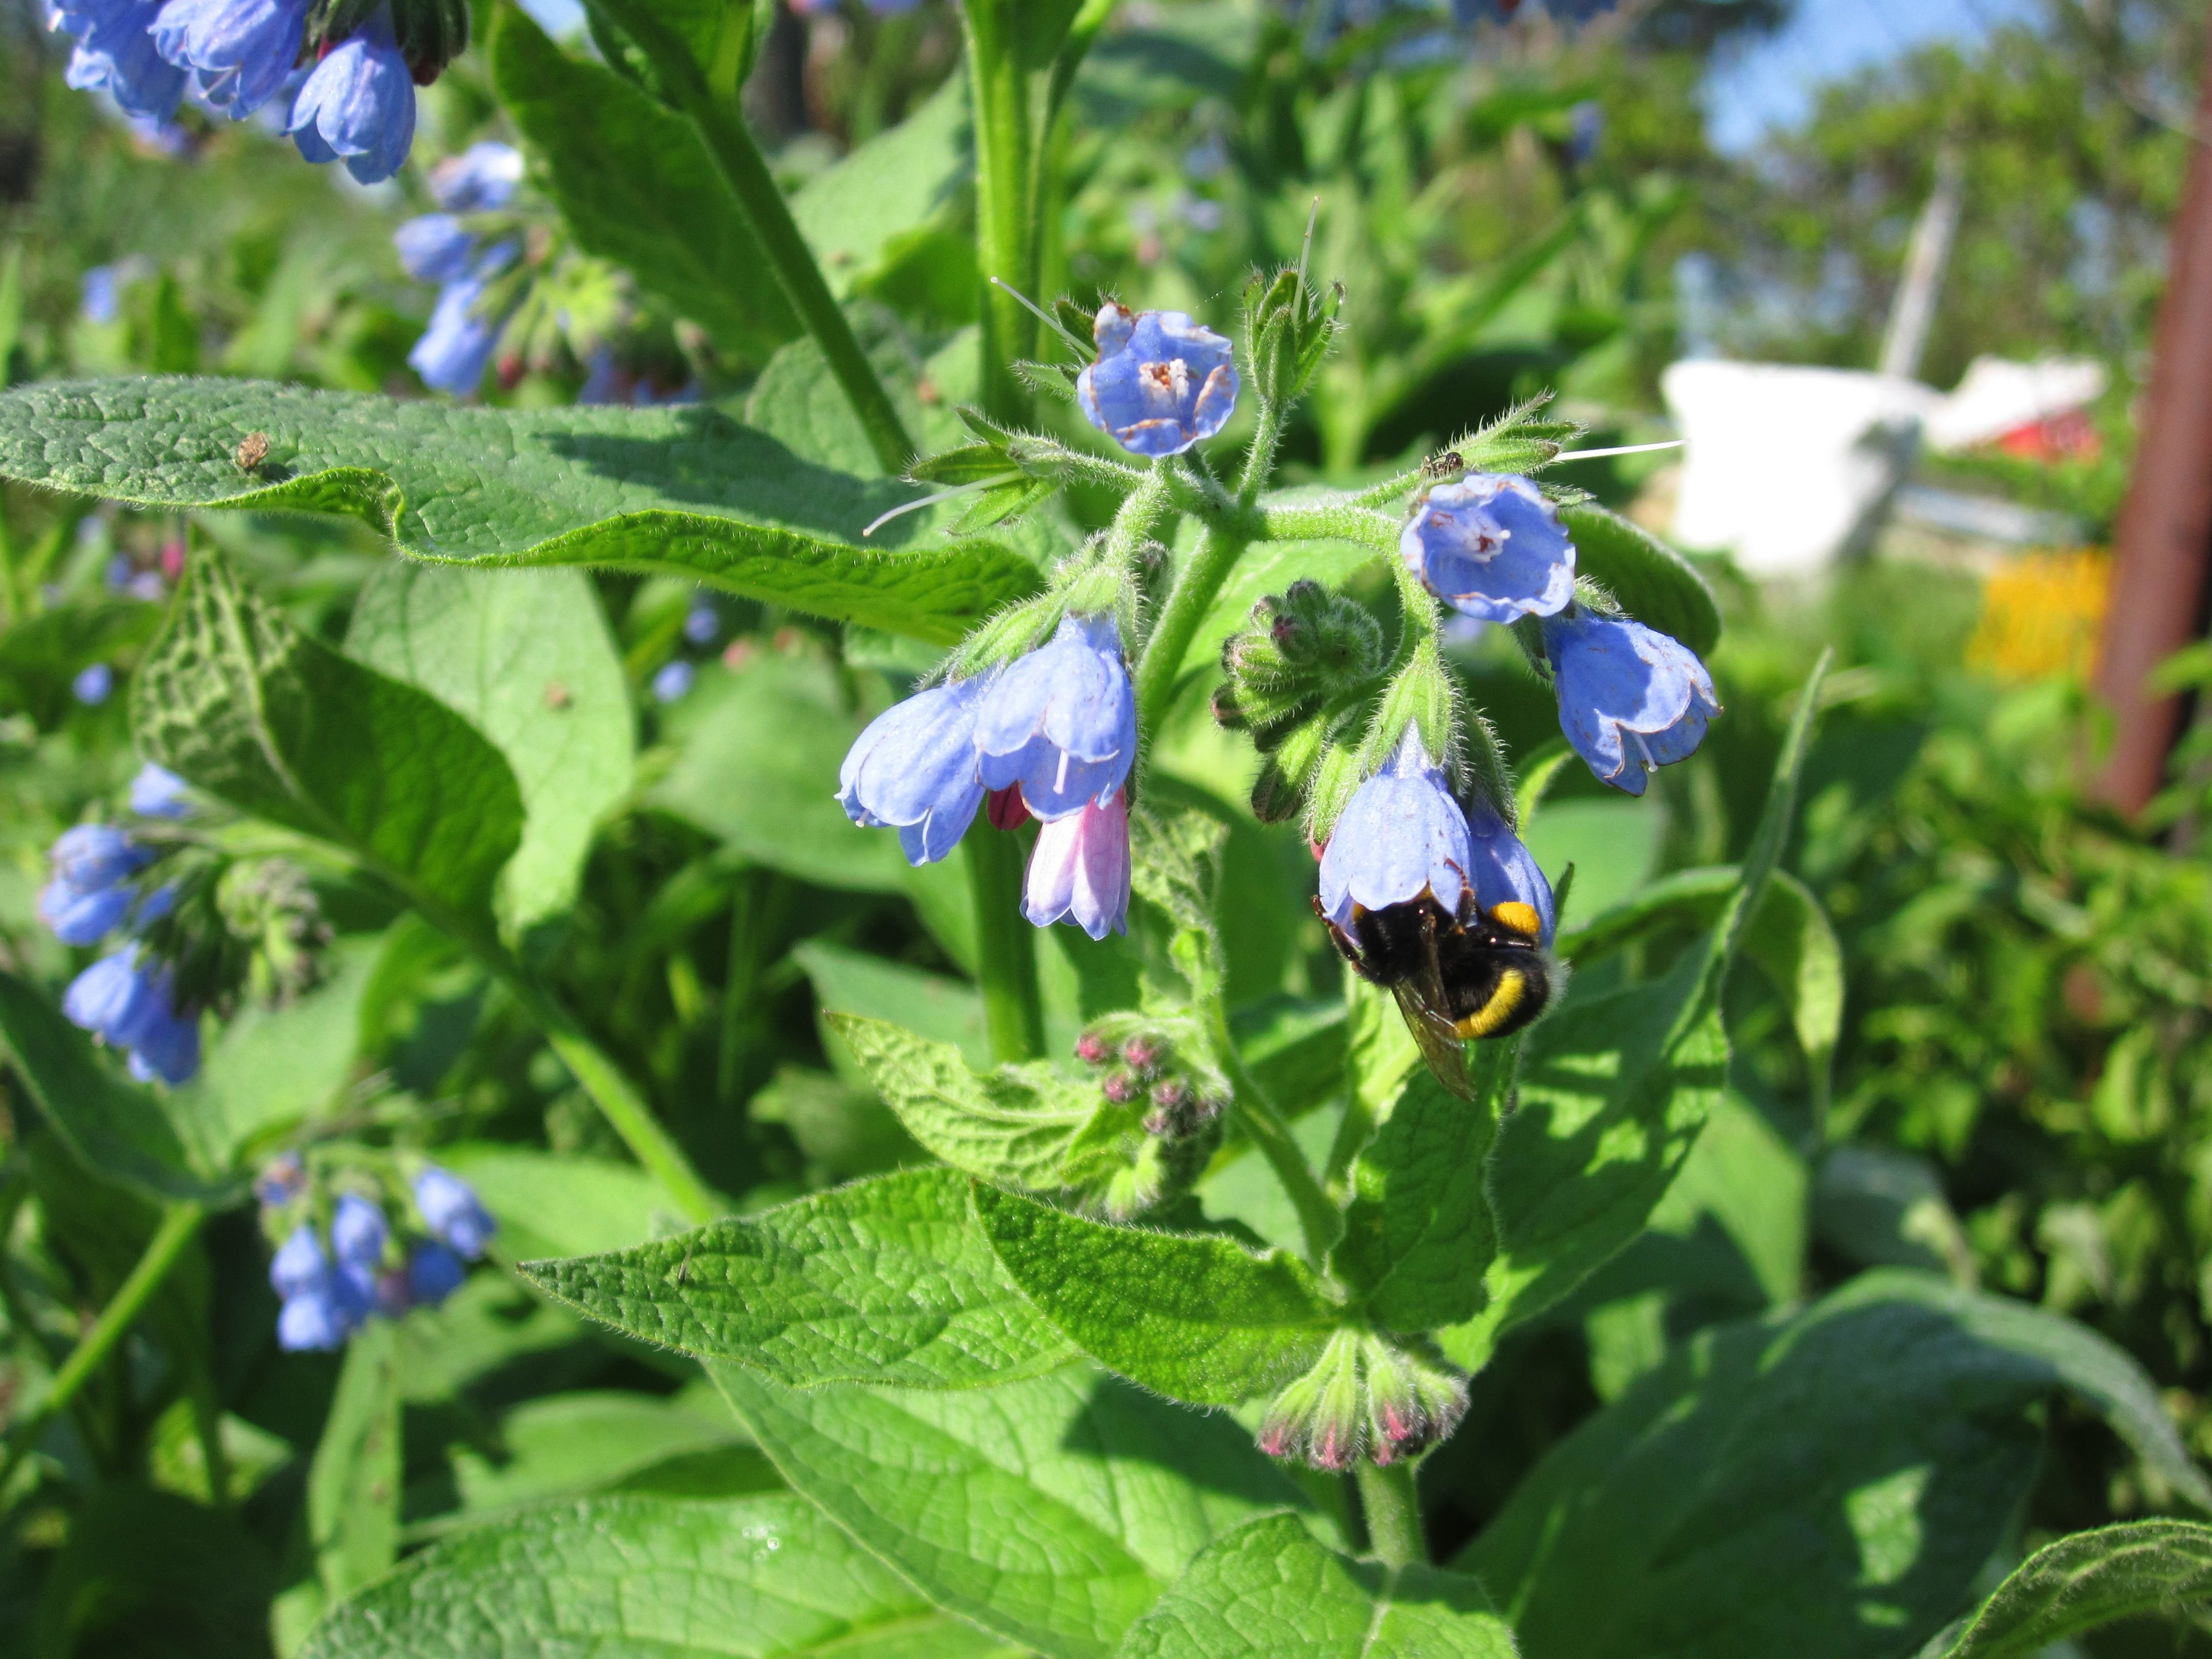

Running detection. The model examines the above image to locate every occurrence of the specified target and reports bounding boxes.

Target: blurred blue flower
[63,949,160,1045]
[394,214,476,283]
[129,761,194,819]
[126,989,200,1085]
[74,662,114,705]
[52,0,187,120]
[427,141,524,211]
[39,825,153,946]
[1465,797,1554,946]
[150,0,313,118]
[254,1151,305,1208]
[289,7,415,184]
[651,660,695,704]
[1402,475,1577,625]
[414,1166,495,1258]
[270,1223,362,1351]
[408,247,517,396]
[406,1241,467,1306]
[38,876,135,945]
[1077,305,1238,458]
[1542,610,1719,796]
[839,675,988,866]
[1317,731,1472,930]
[1023,789,1130,940]
[975,614,1136,820]
[78,264,124,324]
[683,601,718,646]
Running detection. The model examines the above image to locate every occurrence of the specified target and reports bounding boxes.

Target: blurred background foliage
[5,0,2212,1652]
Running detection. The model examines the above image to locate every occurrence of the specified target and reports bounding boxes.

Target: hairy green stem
[963,4,1037,422]
[1356,1459,1428,1568]
[964,828,1047,1062]
[1211,1006,1337,1268]
[1134,524,1247,736]
[0,1201,205,1502]
[590,0,915,474]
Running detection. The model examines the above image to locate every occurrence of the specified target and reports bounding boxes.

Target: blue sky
[1705,0,2044,152]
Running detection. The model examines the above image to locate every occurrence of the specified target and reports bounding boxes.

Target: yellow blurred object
[1967,548,2111,683]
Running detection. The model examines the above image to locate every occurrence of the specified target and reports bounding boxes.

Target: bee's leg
[1311,896,1382,982]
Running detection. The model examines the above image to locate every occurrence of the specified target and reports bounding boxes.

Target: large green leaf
[134,546,523,933]
[790,76,973,299]
[347,563,632,932]
[523,1167,1075,1390]
[1459,1271,2210,1659]
[1114,1514,1516,1659]
[832,1014,1094,1187]
[1559,502,1720,657]
[1329,1044,1513,1334]
[0,378,1041,644]
[1942,1521,2212,1659]
[301,1492,1016,1657]
[493,7,801,359]
[973,1184,1339,1406]
[716,1362,1321,1659]
[0,969,229,1204]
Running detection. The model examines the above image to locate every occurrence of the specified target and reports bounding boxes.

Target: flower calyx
[1243,261,1341,413]
[1257,1331,1469,1472]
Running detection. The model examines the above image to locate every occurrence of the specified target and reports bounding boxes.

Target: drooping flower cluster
[262,1158,495,1352]
[839,612,1138,941]
[396,143,526,397]
[51,0,451,182]
[1401,470,1719,797]
[1257,1330,1469,1472]
[41,773,202,1085]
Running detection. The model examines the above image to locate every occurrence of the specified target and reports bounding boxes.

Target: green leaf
[715,1362,1321,1659]
[32,1484,276,1659]
[493,8,801,359]
[302,1492,1016,1658]
[1114,1514,1516,1659]
[347,564,632,933]
[649,656,921,895]
[1943,1521,2212,1659]
[1330,1045,1512,1334]
[831,1014,1093,1187]
[1559,502,1720,657]
[0,969,229,1204]
[165,935,379,1177]
[973,1184,1340,1406]
[523,1167,1076,1389]
[0,595,163,725]
[0,378,1042,644]
[310,1318,401,1604]
[1458,1271,2210,1659]
[135,547,524,933]
[435,1144,682,1261]
[791,76,972,299]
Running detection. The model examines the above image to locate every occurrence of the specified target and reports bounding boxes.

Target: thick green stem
[1134,524,1247,736]
[0,1201,205,1501]
[964,5,1036,422]
[964,829,1046,1062]
[1356,1459,1427,1568]
[591,0,915,474]
[1209,998,1337,1267]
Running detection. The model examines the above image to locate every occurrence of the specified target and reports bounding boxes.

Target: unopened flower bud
[1103,1071,1140,1104]
[1123,1036,1163,1072]
[1075,1032,1111,1065]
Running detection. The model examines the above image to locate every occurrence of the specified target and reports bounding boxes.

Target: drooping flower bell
[1316,730,1472,932]
[838,676,990,866]
[38,823,153,945]
[427,141,524,211]
[1402,474,1576,625]
[271,1223,353,1352]
[1023,789,1131,941]
[1465,796,1555,947]
[1542,610,1719,796]
[62,948,200,1084]
[289,6,415,184]
[50,0,187,119]
[975,613,1138,821]
[148,0,312,118]
[407,249,517,396]
[129,762,194,820]
[414,1165,496,1259]
[1077,304,1239,458]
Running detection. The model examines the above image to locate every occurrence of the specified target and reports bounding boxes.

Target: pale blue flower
[1542,610,1719,796]
[38,877,134,945]
[150,0,313,118]
[651,660,695,703]
[1465,797,1554,946]
[123,978,199,1084]
[74,663,114,705]
[1317,731,1472,930]
[975,614,1137,820]
[52,0,187,120]
[407,247,516,396]
[63,949,161,1046]
[1402,475,1576,625]
[683,601,718,645]
[39,824,154,943]
[271,1223,361,1351]
[414,1166,495,1259]
[394,214,476,283]
[427,140,524,211]
[130,762,194,819]
[1077,305,1239,458]
[289,7,415,184]
[839,676,988,866]
[79,263,125,324]
[1023,790,1130,941]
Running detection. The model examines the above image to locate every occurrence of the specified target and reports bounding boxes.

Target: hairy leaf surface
[1943,1521,2212,1659]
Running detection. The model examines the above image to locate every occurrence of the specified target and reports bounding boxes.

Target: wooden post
[2093,62,2212,812]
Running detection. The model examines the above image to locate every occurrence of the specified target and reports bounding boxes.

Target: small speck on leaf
[235,431,271,471]
[544,680,571,710]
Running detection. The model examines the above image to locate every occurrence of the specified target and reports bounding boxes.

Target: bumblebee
[1314,890,1555,1098]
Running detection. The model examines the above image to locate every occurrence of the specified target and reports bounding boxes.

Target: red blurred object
[1996,409,2101,463]
[987,784,1031,833]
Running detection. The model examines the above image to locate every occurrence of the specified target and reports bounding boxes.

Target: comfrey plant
[4,5,2204,1655]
